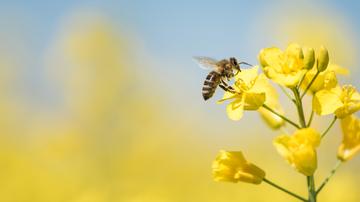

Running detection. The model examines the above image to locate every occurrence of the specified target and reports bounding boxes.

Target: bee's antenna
[239,62,253,67]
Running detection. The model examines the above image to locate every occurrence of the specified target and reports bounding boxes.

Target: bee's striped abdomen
[202,71,221,100]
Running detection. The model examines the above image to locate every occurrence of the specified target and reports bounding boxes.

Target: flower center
[279,54,304,74]
[341,85,356,104]
[235,77,257,92]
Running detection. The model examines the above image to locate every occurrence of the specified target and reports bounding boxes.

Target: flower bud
[303,47,315,70]
[317,46,329,72]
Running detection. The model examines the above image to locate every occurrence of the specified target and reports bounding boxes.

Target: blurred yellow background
[0,1,359,201]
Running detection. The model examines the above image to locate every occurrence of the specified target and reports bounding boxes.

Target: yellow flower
[258,43,307,88]
[212,150,265,184]
[257,81,285,129]
[218,66,267,121]
[313,85,360,118]
[338,115,360,161]
[273,128,320,176]
[300,63,348,93]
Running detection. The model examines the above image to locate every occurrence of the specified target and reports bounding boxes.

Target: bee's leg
[219,84,236,93]
[220,80,236,93]
[219,83,228,91]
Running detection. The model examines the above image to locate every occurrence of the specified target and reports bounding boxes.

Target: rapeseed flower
[313,85,360,118]
[274,128,320,176]
[259,43,308,88]
[212,150,265,184]
[218,66,268,120]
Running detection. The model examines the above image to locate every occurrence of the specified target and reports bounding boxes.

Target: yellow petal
[273,135,293,162]
[285,43,304,61]
[250,74,271,94]
[313,88,343,115]
[293,128,321,148]
[258,47,283,69]
[212,150,265,184]
[213,151,244,182]
[254,75,285,129]
[322,71,338,89]
[213,162,238,182]
[335,103,360,119]
[301,70,338,93]
[226,97,245,121]
[215,150,246,167]
[292,146,317,176]
[258,107,285,129]
[235,163,266,184]
[338,115,360,161]
[243,92,265,110]
[234,66,259,86]
[334,85,360,118]
[273,128,320,176]
[263,67,305,88]
[328,63,349,75]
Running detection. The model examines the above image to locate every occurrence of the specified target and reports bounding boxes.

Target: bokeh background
[0,0,359,201]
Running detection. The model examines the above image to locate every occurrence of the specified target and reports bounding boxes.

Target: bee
[193,56,252,100]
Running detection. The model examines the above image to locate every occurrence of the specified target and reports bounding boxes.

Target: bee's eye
[230,57,237,65]
[229,58,234,65]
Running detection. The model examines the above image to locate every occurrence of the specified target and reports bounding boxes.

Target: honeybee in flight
[193,56,252,100]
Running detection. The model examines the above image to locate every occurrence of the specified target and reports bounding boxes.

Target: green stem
[316,160,342,194]
[293,86,317,201]
[321,117,337,139]
[262,104,301,129]
[280,85,296,103]
[263,178,307,202]
[292,88,307,128]
[307,110,314,127]
[307,176,317,202]
[298,70,308,88]
[301,70,320,99]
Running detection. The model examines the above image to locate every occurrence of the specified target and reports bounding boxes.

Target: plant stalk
[262,104,301,129]
[301,70,320,99]
[307,175,317,202]
[321,117,337,139]
[263,178,307,202]
[307,110,314,127]
[292,88,307,128]
[316,160,342,194]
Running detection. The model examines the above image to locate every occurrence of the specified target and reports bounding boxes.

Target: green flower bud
[317,46,329,72]
[303,47,315,70]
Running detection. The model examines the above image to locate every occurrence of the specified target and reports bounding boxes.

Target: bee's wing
[193,56,219,70]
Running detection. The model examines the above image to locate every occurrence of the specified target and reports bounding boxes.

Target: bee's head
[229,57,241,72]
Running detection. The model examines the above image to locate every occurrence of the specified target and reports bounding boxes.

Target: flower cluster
[204,43,360,201]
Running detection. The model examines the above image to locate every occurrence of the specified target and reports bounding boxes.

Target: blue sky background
[1,0,360,127]
[3,1,359,60]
